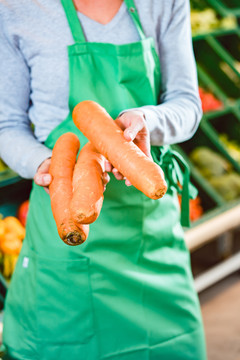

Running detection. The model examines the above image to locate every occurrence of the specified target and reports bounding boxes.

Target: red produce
[17,200,29,227]
[199,87,223,113]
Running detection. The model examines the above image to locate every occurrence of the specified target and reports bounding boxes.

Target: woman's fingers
[116,110,152,159]
[123,117,145,141]
[102,172,110,185]
[34,173,52,187]
[34,158,52,193]
[112,168,124,180]
[105,159,125,181]
[104,155,131,185]
[104,159,112,172]
[102,172,110,191]
[125,179,132,187]
[106,110,151,186]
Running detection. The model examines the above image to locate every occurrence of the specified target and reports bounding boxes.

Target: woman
[0,0,207,359]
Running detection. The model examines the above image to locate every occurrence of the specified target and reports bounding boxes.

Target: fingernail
[35,175,40,183]
[43,174,51,183]
[105,163,111,172]
[127,131,133,140]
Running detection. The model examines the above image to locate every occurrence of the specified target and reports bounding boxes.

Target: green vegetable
[190,8,237,35]
[0,159,8,173]
[190,146,231,178]
[219,134,240,164]
[209,173,240,201]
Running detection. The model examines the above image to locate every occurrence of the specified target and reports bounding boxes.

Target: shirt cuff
[30,146,53,178]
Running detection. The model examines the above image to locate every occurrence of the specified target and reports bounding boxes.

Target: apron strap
[61,0,86,43]
[61,0,146,43]
[170,150,198,227]
[124,0,146,41]
[154,147,198,228]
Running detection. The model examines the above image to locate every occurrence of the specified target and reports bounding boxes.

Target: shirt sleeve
[0,19,52,179]
[120,0,202,146]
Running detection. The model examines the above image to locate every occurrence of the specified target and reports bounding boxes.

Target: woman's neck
[74,0,124,25]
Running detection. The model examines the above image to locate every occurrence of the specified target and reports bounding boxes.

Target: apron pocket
[36,255,94,345]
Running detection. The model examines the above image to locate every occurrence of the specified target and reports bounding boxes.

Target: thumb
[124,119,144,141]
[34,173,52,187]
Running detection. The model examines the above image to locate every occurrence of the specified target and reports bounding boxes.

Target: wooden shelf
[185,203,240,252]
[194,251,240,292]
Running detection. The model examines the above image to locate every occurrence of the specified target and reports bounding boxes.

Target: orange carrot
[70,142,105,224]
[49,132,89,246]
[72,101,167,199]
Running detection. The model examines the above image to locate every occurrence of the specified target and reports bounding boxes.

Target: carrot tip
[63,232,86,246]
[73,211,98,225]
[154,185,168,199]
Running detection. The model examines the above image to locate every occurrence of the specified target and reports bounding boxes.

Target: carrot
[72,101,167,200]
[49,132,89,246]
[70,142,105,224]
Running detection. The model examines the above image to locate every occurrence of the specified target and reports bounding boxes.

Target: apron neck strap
[61,0,146,44]
[61,0,86,43]
[124,0,146,40]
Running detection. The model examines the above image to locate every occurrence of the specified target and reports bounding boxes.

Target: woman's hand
[34,157,110,194]
[105,110,152,186]
[34,158,52,194]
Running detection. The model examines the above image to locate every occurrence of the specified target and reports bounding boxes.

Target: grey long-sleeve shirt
[0,0,202,179]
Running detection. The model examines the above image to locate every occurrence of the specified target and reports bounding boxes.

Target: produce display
[190,8,237,36]
[0,159,8,173]
[234,62,240,73]
[219,62,240,88]
[219,134,240,163]
[0,215,25,279]
[178,195,204,222]
[199,87,223,112]
[190,147,240,201]
[208,173,240,201]
[17,200,29,227]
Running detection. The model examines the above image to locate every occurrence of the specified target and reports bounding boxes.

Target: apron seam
[100,326,203,359]
[88,259,101,359]
[135,192,150,351]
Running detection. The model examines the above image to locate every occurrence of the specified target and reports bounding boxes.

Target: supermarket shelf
[192,27,240,42]
[0,170,21,189]
[194,251,240,293]
[185,203,240,251]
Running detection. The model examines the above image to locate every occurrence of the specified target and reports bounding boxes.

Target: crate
[205,110,240,168]
[215,31,240,63]
[193,37,240,104]
[207,0,240,18]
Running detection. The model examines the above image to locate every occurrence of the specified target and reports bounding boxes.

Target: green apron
[3,0,207,359]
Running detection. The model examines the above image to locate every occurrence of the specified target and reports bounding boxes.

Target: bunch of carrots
[49,101,168,246]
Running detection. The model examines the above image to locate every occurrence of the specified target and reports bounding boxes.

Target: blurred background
[0,0,240,359]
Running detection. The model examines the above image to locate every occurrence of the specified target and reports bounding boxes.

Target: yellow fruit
[3,254,18,279]
[0,219,6,241]
[3,216,25,240]
[0,233,22,255]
